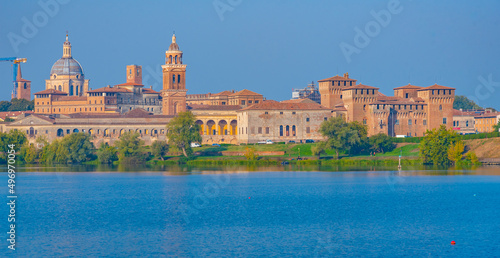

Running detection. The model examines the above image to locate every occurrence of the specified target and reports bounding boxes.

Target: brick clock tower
[161,33,187,116]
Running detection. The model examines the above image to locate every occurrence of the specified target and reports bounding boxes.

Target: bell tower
[161,33,187,115]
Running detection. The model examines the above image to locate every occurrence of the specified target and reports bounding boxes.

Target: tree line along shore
[1,111,498,167]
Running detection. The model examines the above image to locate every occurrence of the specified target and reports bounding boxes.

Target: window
[286,125,290,136]
[363,105,366,111]
[324,117,328,121]
[178,74,181,83]
[423,120,427,125]
[280,125,283,136]
[306,127,310,133]
[405,93,409,98]
[292,125,296,136]
[241,100,246,105]
[395,119,399,125]
[350,81,353,86]
[280,112,283,115]
[266,127,270,134]
[264,111,268,115]
[408,119,412,125]
[255,100,259,104]
[363,118,367,125]
[258,127,262,134]
[443,118,447,124]
[340,95,343,99]
[292,112,296,115]
[306,117,310,122]
[439,105,442,111]
[466,121,469,127]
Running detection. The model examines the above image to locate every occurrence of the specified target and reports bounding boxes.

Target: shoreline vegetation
[1,112,498,169]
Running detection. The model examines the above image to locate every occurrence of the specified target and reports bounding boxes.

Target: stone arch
[120,129,125,136]
[196,120,204,135]
[58,85,62,91]
[73,128,79,133]
[218,120,228,135]
[57,128,64,137]
[207,120,216,135]
[230,120,237,135]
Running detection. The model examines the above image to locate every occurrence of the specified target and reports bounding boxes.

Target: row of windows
[453,120,472,127]
[53,128,166,137]
[376,104,427,110]
[332,81,354,86]
[354,89,376,95]
[36,107,104,113]
[240,125,311,136]
[432,89,453,95]
[394,119,428,126]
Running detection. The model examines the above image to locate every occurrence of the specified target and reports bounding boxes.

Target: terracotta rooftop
[115,82,144,87]
[318,75,357,82]
[142,88,160,94]
[68,108,174,119]
[239,100,331,111]
[280,98,317,104]
[212,90,235,96]
[453,109,477,116]
[342,84,379,90]
[417,84,455,91]
[474,112,500,118]
[34,89,68,95]
[230,89,262,96]
[188,104,242,111]
[393,84,423,90]
[88,86,132,93]
[0,111,33,120]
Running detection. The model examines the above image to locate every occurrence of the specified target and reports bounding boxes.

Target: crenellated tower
[161,33,187,115]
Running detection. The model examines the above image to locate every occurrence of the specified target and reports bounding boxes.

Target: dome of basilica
[50,57,84,76]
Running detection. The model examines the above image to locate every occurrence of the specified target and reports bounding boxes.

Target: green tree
[453,95,482,110]
[39,139,59,164]
[465,151,480,164]
[166,111,202,158]
[0,130,27,154]
[21,144,38,163]
[244,146,258,161]
[319,117,367,159]
[447,141,465,165]
[96,142,118,164]
[151,140,169,161]
[59,133,94,163]
[115,131,146,163]
[493,121,500,132]
[8,98,34,111]
[0,101,11,112]
[369,133,395,154]
[311,142,327,158]
[420,125,461,165]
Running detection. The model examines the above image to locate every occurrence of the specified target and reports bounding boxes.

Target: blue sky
[1,0,500,109]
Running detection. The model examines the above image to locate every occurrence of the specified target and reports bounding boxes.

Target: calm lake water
[2,165,500,257]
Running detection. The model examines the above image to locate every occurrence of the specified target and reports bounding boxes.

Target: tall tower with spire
[11,63,31,101]
[46,33,89,96]
[161,33,187,115]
